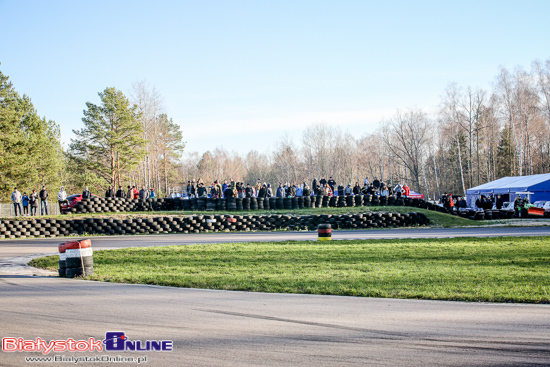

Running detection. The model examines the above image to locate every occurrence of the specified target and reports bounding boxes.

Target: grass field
[31,236,550,303]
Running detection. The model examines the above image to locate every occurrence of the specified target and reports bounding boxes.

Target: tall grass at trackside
[31,236,550,303]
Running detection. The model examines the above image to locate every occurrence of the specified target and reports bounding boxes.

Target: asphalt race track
[1,227,550,366]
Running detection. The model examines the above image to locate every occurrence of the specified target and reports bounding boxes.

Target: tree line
[182,58,550,199]
[1,57,549,201]
[0,64,185,201]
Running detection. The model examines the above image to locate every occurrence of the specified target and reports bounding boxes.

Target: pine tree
[69,87,146,190]
[0,65,64,200]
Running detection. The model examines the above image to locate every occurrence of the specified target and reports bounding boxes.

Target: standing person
[288,183,297,197]
[380,185,389,197]
[372,177,380,191]
[127,185,133,199]
[190,180,197,198]
[364,176,369,186]
[105,185,114,198]
[82,186,91,199]
[327,177,336,192]
[403,183,410,198]
[302,184,311,197]
[223,182,235,198]
[344,183,353,196]
[214,180,223,199]
[244,184,253,197]
[276,183,285,198]
[39,185,48,215]
[11,187,22,216]
[222,180,228,194]
[132,186,139,199]
[139,186,148,200]
[115,186,125,198]
[57,186,68,214]
[29,189,38,216]
[337,183,345,196]
[353,182,361,195]
[319,177,327,187]
[394,184,403,198]
[258,184,267,198]
[185,181,192,197]
[22,192,29,216]
[254,179,262,195]
[150,188,156,198]
[295,183,303,197]
[266,183,273,198]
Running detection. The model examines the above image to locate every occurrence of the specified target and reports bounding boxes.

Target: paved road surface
[1,227,550,366]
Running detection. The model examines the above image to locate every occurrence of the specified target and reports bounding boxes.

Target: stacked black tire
[1,212,429,240]
[59,195,512,222]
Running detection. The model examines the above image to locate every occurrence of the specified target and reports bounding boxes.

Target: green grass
[31,236,550,303]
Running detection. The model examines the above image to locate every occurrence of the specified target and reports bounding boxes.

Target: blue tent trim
[466,173,550,207]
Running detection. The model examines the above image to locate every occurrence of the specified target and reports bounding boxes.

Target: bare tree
[382,109,431,193]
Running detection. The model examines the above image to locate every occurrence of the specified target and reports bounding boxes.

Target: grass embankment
[31,236,550,303]
[9,206,477,228]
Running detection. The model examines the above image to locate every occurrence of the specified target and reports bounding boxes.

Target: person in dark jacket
[245,184,253,197]
[258,184,267,198]
[224,183,235,198]
[29,189,38,216]
[266,183,273,198]
[115,186,126,198]
[288,184,296,197]
[319,177,327,187]
[39,186,48,215]
[353,182,361,195]
[372,177,380,191]
[197,183,207,197]
[327,177,336,191]
[303,184,311,197]
[82,186,91,199]
[105,186,114,198]
[337,183,344,196]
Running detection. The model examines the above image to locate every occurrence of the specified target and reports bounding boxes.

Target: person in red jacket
[403,184,410,197]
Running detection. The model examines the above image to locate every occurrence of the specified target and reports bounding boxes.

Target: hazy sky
[2,0,549,157]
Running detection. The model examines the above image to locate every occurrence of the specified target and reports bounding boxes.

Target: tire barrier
[318,224,332,241]
[62,239,93,278]
[0,212,430,240]
[6,195,515,236]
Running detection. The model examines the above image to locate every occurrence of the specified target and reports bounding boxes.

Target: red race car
[60,194,101,214]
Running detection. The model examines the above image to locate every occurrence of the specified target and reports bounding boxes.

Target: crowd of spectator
[177,176,413,201]
[8,176,413,217]
[10,185,51,216]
